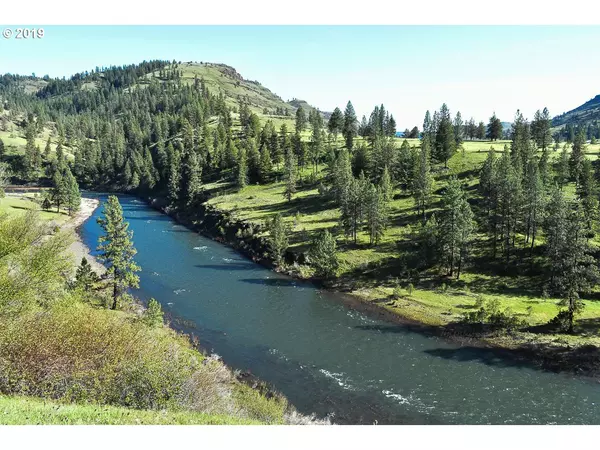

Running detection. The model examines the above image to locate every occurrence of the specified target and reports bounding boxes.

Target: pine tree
[141,298,164,328]
[258,144,273,183]
[544,192,599,333]
[417,213,440,267]
[532,107,553,151]
[556,144,570,189]
[365,183,388,245]
[332,148,353,205]
[64,166,81,216]
[453,111,464,145]
[237,147,248,189]
[487,113,503,141]
[267,214,289,267]
[50,170,67,213]
[479,147,499,256]
[343,101,358,151]
[96,195,141,310]
[496,148,523,264]
[295,106,307,134]
[283,147,297,201]
[179,148,201,206]
[340,173,368,244]
[309,109,324,176]
[0,138,4,160]
[570,129,586,185]
[352,142,370,177]
[434,109,456,168]
[74,257,99,292]
[423,110,433,141]
[44,137,52,160]
[476,122,486,140]
[412,136,434,221]
[439,177,475,278]
[523,156,545,252]
[379,165,393,203]
[328,107,344,141]
[577,158,598,234]
[167,149,181,207]
[309,230,339,278]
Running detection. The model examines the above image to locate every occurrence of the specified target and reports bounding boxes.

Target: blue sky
[1,25,600,127]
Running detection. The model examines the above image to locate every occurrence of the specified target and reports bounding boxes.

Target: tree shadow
[240,278,304,288]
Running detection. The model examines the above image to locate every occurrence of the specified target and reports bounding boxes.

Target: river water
[81,194,600,424]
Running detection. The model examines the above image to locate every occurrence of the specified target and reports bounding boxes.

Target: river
[81,194,600,424]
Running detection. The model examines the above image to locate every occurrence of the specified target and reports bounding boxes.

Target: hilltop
[552,94,600,127]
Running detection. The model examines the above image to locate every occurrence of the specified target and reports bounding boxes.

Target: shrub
[141,298,164,328]
[462,298,524,330]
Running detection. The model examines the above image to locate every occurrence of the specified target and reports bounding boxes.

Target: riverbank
[68,194,327,425]
[64,197,105,275]
[144,193,600,379]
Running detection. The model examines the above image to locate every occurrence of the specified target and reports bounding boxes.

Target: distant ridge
[552,95,600,127]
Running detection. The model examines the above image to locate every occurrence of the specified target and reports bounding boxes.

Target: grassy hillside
[205,137,600,348]
[0,194,300,425]
[0,192,72,223]
[0,395,261,425]
[553,94,600,127]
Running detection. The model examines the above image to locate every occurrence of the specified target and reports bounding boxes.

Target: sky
[1,25,600,128]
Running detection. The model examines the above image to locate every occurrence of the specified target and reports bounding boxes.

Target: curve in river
[81,194,600,424]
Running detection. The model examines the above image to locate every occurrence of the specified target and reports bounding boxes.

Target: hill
[552,94,600,127]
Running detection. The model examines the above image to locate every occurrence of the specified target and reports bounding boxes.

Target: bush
[141,298,164,328]
[462,298,524,330]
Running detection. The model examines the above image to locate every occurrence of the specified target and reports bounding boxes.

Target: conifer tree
[556,144,570,189]
[50,170,67,213]
[439,177,475,278]
[544,191,599,333]
[237,147,248,189]
[417,213,440,267]
[328,107,344,141]
[267,213,289,267]
[64,166,81,216]
[412,136,434,221]
[570,129,586,185]
[496,148,523,264]
[97,195,140,310]
[453,111,464,145]
[295,106,307,134]
[487,113,503,141]
[44,137,52,160]
[74,257,99,292]
[340,173,368,243]
[352,142,370,177]
[309,230,339,278]
[283,147,297,202]
[577,158,598,234]
[258,145,273,183]
[365,183,388,245]
[479,147,500,256]
[332,148,353,206]
[179,148,201,206]
[167,149,181,207]
[379,165,393,203]
[532,107,553,151]
[523,156,545,251]
[343,101,358,151]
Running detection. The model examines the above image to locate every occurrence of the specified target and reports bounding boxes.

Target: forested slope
[2,60,600,359]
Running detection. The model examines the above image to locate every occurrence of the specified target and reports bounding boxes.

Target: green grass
[0,395,262,425]
[0,194,71,223]
[205,138,600,347]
